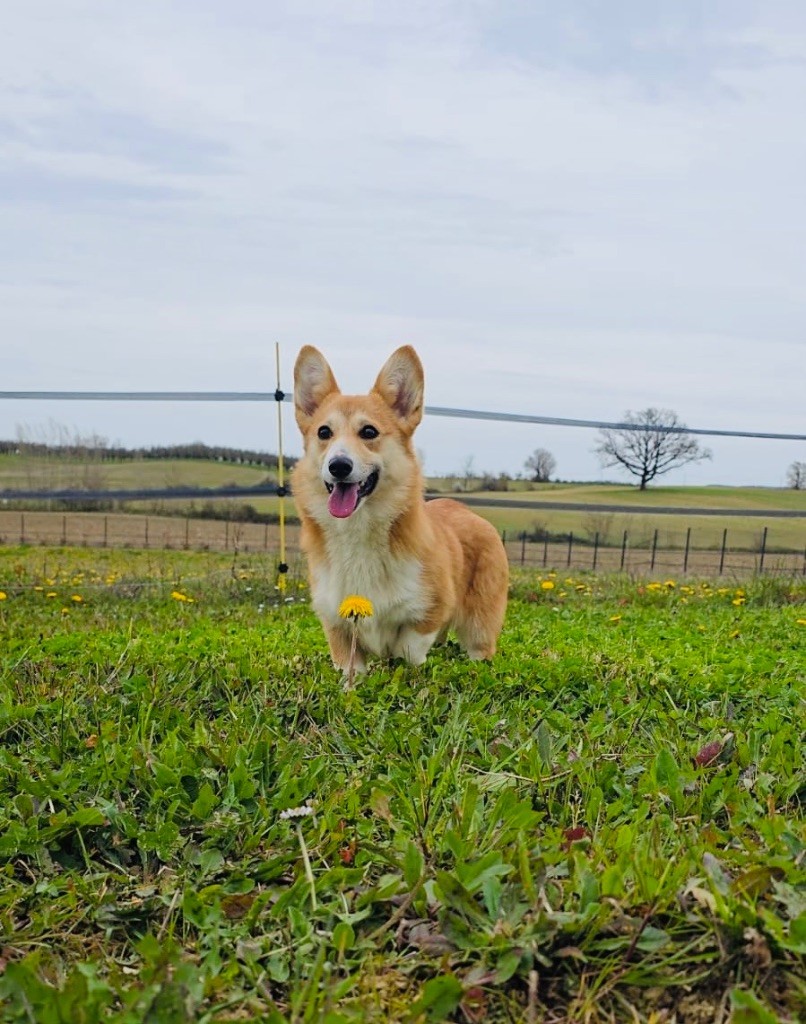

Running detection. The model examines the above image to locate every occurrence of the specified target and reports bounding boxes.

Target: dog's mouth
[325,471,379,518]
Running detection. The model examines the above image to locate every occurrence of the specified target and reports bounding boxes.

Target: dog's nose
[328,456,354,480]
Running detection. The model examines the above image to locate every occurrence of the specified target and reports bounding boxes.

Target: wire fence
[2,385,804,577]
[1,509,803,579]
[2,389,805,441]
[503,526,805,578]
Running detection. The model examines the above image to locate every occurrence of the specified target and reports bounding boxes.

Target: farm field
[0,548,804,1022]
[1,471,805,558]
[428,482,806,513]
[0,455,272,493]
[4,451,804,514]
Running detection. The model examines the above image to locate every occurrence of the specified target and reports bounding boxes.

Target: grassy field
[0,455,272,491]
[2,452,805,554]
[425,484,806,554]
[429,481,806,513]
[0,548,803,1022]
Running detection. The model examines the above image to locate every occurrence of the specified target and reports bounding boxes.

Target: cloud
[0,1,804,486]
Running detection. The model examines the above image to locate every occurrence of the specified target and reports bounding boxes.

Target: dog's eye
[359,425,379,440]
[317,425,333,440]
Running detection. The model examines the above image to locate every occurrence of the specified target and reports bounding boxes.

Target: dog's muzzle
[324,461,380,518]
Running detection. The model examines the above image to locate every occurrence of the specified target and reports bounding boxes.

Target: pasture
[2,450,805,554]
[0,547,804,1022]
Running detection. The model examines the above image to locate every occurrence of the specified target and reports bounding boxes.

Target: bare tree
[595,408,711,490]
[524,448,556,483]
[787,461,806,489]
[460,455,476,492]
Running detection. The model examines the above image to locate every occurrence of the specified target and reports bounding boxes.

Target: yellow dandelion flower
[171,590,190,602]
[730,629,740,638]
[609,614,622,623]
[46,591,58,598]
[732,597,745,607]
[664,580,676,589]
[0,591,7,601]
[796,618,806,626]
[540,580,555,590]
[71,594,83,603]
[338,595,374,619]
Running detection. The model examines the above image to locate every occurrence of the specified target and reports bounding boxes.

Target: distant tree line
[0,439,296,471]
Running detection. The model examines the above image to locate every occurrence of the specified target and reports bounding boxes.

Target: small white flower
[279,803,314,820]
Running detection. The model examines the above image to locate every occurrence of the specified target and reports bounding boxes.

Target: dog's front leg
[394,626,440,667]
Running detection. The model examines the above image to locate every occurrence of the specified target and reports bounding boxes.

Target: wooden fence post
[719,528,728,575]
[592,532,599,572]
[520,532,526,566]
[542,534,548,567]
[759,527,768,573]
[566,532,574,568]
[650,529,658,572]
[620,530,628,571]
[683,527,691,575]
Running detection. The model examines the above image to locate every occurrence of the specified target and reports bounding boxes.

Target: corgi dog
[292,345,508,675]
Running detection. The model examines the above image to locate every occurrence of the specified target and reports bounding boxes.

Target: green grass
[0,549,804,1022]
[0,454,272,491]
[431,480,806,512]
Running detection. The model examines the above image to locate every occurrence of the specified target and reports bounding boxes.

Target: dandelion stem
[346,622,358,690]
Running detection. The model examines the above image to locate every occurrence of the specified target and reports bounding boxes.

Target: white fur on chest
[310,532,426,657]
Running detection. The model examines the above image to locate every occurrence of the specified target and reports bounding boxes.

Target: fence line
[2,510,804,578]
[2,390,804,441]
[2,486,805,519]
[504,527,805,578]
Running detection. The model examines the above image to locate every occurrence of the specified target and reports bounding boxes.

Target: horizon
[1,430,802,493]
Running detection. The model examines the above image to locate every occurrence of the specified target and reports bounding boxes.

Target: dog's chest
[311,540,425,635]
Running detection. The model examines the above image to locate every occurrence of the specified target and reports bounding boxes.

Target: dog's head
[292,346,424,521]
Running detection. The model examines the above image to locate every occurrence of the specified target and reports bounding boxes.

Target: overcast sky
[1,0,804,486]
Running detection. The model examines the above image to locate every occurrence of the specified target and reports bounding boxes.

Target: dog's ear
[294,346,340,431]
[371,346,424,433]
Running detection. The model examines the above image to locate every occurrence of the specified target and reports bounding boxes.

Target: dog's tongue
[328,482,360,518]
